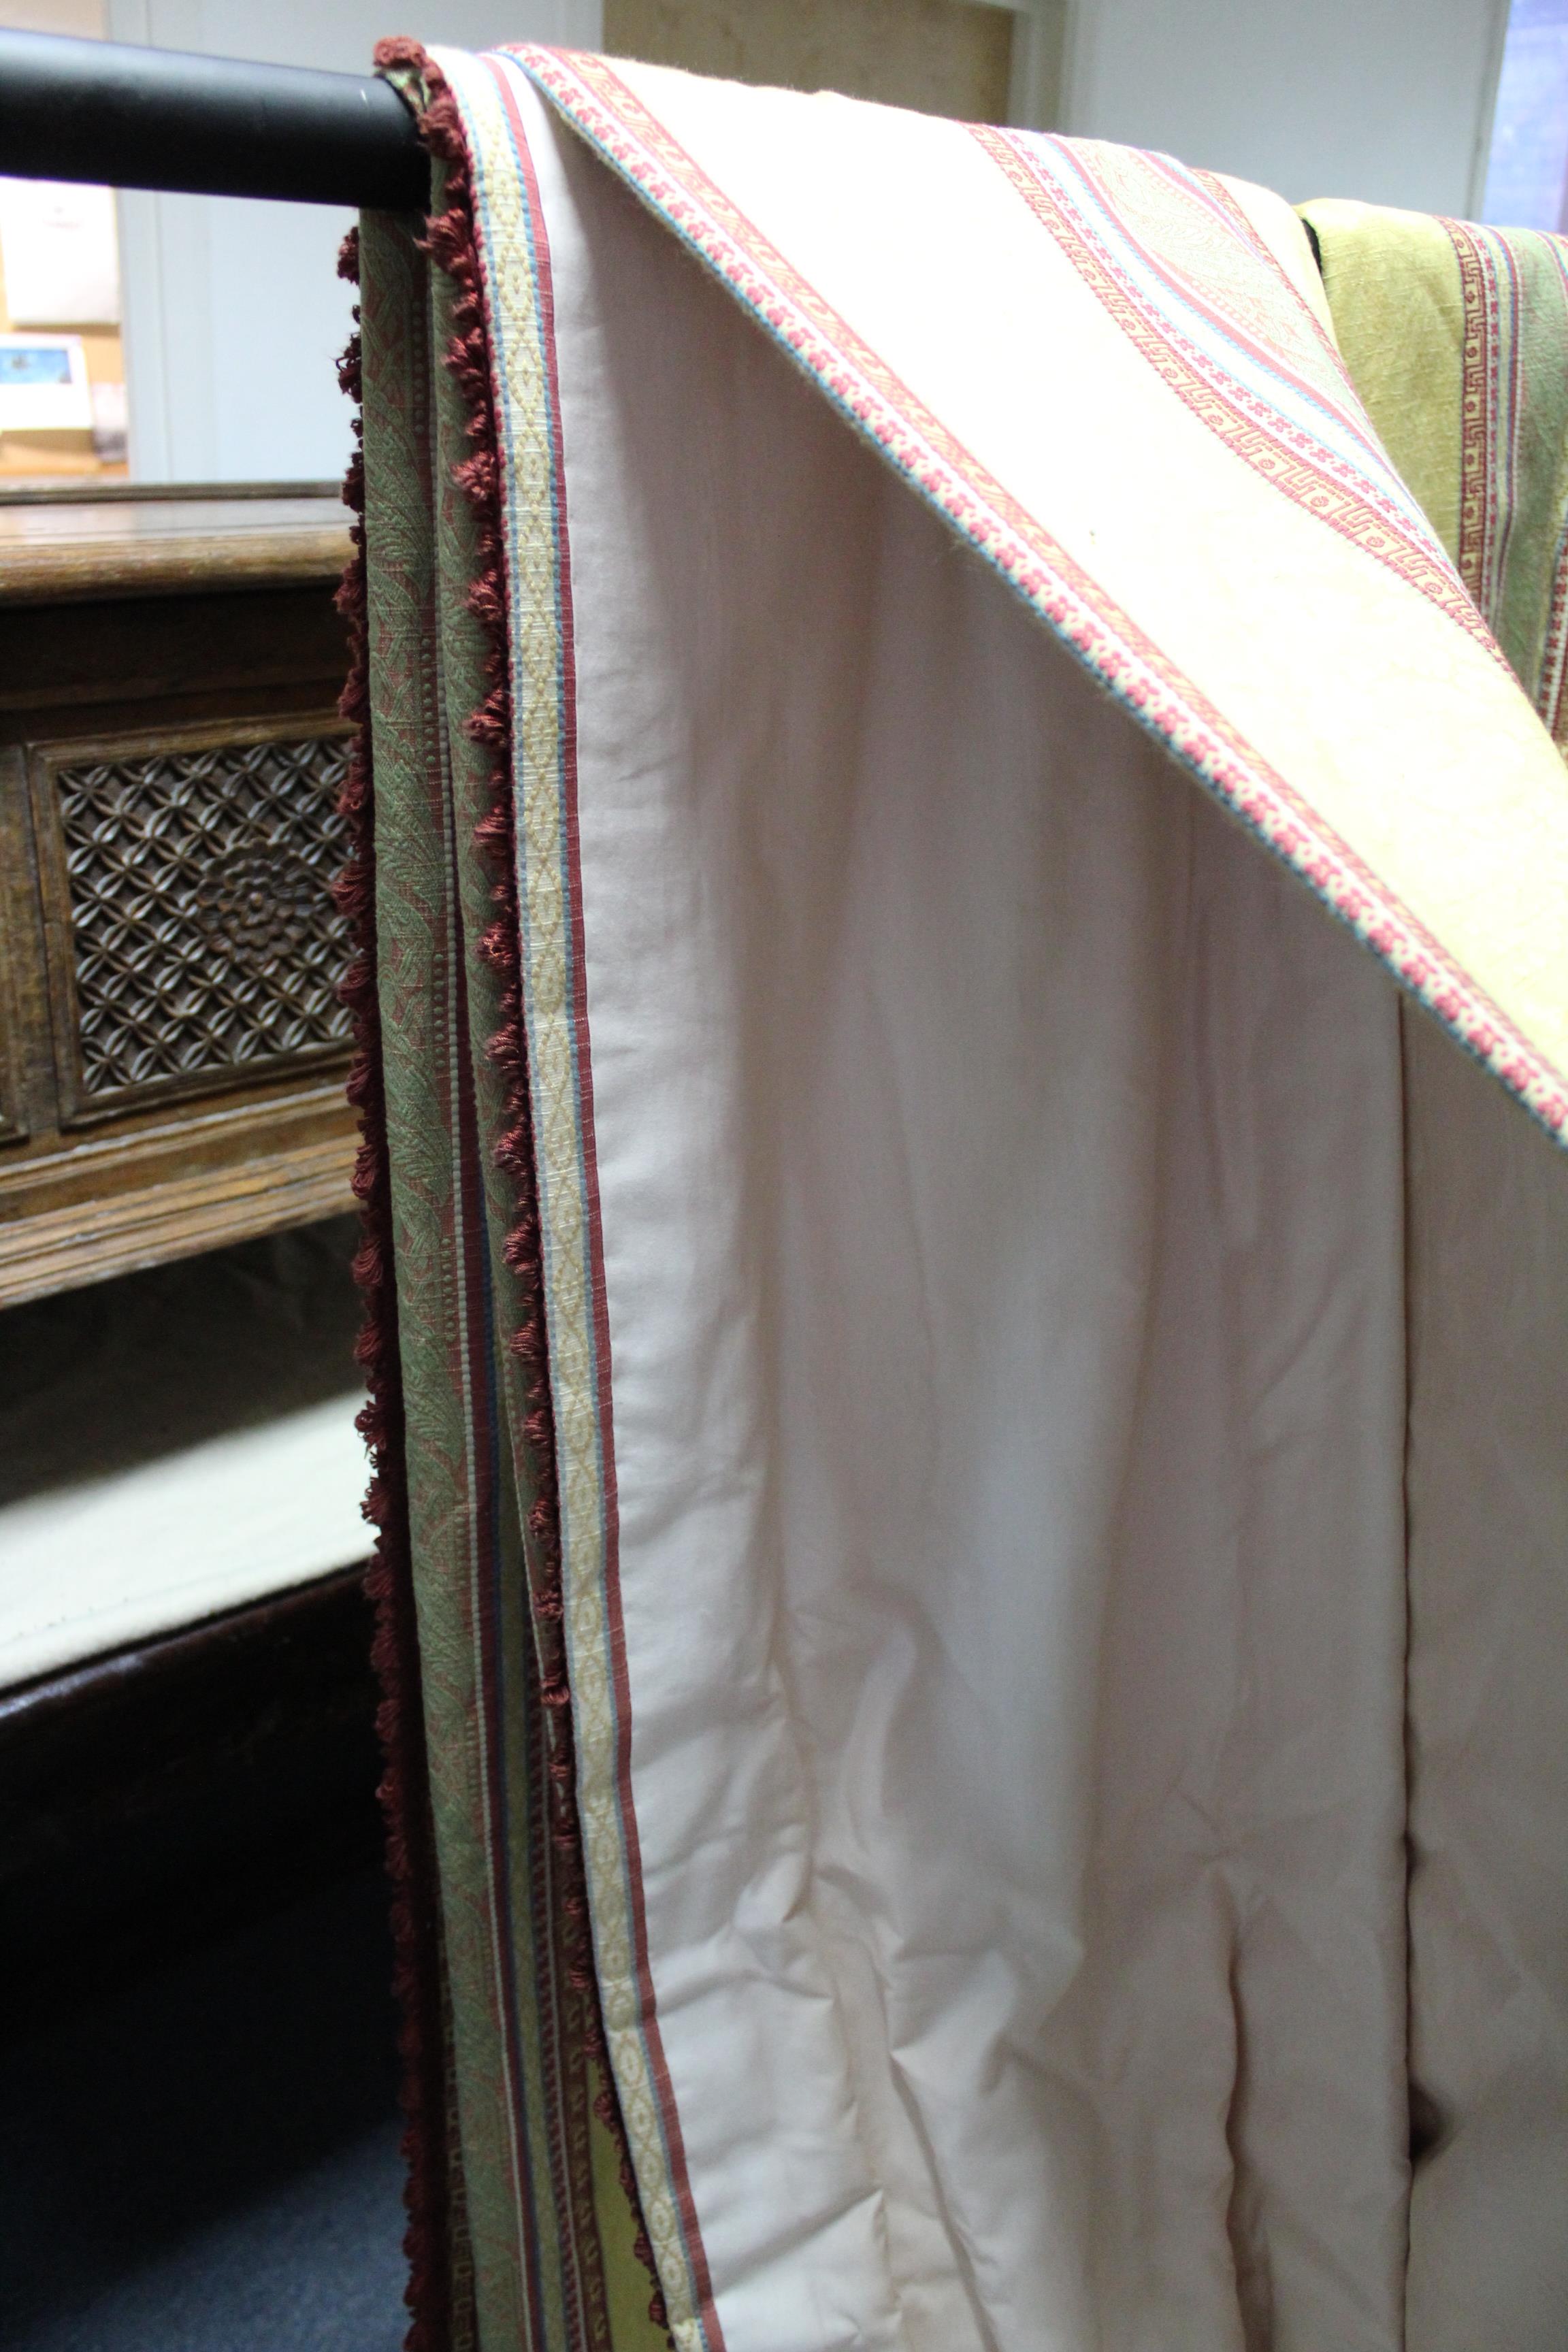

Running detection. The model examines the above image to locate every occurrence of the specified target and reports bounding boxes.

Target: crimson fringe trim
[371,40,668,2338]
[335,222,455,2352]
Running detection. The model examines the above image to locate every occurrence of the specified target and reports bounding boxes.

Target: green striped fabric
[358,201,667,2352]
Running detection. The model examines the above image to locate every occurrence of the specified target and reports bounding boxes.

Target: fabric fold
[1301,190,1568,2352]
[346,51,1568,2352]
[1301,196,1568,752]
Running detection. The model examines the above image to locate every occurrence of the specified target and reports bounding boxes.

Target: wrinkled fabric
[1404,1013,1568,2347]
[357,46,1568,2352]
[1303,197,1568,749]
[537,96,1410,2346]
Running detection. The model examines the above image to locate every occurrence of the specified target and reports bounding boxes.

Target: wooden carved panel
[0,739,55,1149]
[0,747,33,1145]
[31,718,354,1125]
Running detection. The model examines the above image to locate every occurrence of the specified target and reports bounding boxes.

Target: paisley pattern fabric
[352,51,1568,2352]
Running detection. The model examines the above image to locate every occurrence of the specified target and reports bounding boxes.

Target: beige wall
[603,0,1019,123]
[0,0,105,33]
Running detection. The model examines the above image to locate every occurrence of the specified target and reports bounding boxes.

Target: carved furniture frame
[0,490,357,1307]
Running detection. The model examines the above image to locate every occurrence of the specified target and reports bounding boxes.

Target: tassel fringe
[370,44,670,2338]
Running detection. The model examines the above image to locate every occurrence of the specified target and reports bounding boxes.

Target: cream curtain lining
[517,84,1568,2348]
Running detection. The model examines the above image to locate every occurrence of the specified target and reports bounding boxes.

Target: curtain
[344,52,1568,2351]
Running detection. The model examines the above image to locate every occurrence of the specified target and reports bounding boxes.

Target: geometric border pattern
[514,45,1568,1141]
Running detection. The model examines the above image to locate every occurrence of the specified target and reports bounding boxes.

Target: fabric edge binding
[368,37,672,2346]
[335,42,1568,2347]
[512,43,1568,1156]
[333,227,459,2352]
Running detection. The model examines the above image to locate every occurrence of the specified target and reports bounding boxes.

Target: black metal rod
[0,27,428,210]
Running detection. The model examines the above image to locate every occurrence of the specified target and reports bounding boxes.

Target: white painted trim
[104,0,159,476]
[1053,0,1090,136]
[1006,0,1068,130]
[1468,0,1512,218]
[966,0,1066,131]
[0,1393,369,1688]
[115,186,167,478]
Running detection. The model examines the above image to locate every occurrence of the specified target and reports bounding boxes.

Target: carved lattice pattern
[54,735,353,1099]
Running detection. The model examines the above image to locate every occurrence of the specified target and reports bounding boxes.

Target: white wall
[103,0,1514,478]
[1063,0,1509,214]
[108,0,600,481]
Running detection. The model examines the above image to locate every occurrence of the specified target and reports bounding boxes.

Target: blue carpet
[0,1871,407,2351]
